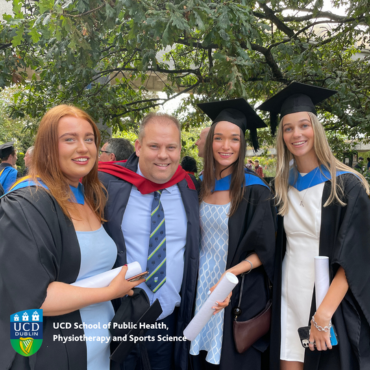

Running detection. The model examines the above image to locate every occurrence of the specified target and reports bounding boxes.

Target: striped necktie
[146,190,166,293]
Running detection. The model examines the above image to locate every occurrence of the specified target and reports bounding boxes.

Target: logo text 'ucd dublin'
[10,309,43,356]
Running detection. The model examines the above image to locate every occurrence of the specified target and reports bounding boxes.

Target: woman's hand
[209,273,232,315]
[308,312,332,351]
[107,265,146,299]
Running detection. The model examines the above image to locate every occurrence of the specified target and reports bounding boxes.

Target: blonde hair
[275,112,369,216]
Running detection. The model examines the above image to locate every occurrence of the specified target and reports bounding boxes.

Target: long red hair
[29,105,106,220]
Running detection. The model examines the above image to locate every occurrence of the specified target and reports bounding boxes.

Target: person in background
[245,159,253,170]
[196,127,211,158]
[0,142,18,192]
[0,105,144,370]
[181,155,200,191]
[181,156,198,175]
[98,112,199,370]
[22,146,34,176]
[99,138,134,162]
[254,159,264,177]
[367,157,370,170]
[354,156,364,172]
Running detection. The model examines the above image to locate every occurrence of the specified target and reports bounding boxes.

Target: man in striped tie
[99,113,200,370]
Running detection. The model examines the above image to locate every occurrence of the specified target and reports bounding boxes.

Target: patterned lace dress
[190,201,230,365]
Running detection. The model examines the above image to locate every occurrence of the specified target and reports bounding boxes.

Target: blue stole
[0,165,17,192]
[289,165,350,192]
[1,179,85,204]
[200,173,270,191]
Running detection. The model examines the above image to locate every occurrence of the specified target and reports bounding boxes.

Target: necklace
[296,168,319,207]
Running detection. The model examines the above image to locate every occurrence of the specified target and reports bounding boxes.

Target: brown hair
[29,105,106,220]
[200,122,246,217]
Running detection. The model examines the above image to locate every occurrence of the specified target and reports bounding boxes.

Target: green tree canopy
[1,0,369,150]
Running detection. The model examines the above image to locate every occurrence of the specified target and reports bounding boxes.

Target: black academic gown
[98,153,200,370]
[269,174,370,370]
[0,188,119,370]
[216,181,276,370]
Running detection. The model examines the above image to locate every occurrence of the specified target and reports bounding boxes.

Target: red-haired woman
[0,105,144,370]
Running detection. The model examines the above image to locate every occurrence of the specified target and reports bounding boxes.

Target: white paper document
[183,272,239,341]
[314,256,330,308]
[71,261,142,288]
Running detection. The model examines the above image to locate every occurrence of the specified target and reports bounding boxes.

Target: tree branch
[63,2,106,18]
[282,10,364,22]
[257,2,294,38]
[111,82,201,118]
[0,43,12,51]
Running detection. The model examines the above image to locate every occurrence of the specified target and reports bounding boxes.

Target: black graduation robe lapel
[99,154,200,370]
[218,183,276,370]
[174,178,200,370]
[269,174,370,370]
[0,188,87,370]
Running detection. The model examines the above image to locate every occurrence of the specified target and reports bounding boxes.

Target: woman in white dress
[258,83,370,370]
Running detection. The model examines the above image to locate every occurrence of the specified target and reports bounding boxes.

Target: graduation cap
[197,98,267,151]
[0,142,15,159]
[257,83,337,135]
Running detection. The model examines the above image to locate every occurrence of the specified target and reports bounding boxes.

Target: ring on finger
[309,341,315,345]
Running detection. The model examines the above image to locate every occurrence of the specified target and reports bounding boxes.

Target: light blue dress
[190,202,230,365]
[76,226,117,370]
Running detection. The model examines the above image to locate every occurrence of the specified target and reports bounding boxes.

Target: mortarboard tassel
[270,112,278,136]
[249,127,259,151]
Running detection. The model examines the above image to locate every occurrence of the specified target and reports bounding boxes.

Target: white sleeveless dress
[280,179,325,362]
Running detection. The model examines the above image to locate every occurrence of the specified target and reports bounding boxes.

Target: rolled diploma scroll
[314,256,330,308]
[71,261,142,288]
[183,272,239,341]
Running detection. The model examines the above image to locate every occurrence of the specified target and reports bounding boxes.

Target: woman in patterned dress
[189,100,276,370]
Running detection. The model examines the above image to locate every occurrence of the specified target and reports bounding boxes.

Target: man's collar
[137,164,172,194]
[0,162,12,168]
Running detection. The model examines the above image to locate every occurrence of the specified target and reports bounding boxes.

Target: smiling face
[135,118,181,184]
[282,112,316,161]
[58,116,97,186]
[212,121,241,176]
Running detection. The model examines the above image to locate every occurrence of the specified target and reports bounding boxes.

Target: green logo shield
[10,309,43,356]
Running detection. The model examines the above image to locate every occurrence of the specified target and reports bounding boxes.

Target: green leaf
[42,14,51,25]
[12,24,24,47]
[219,30,229,41]
[193,10,205,31]
[105,3,116,19]
[28,28,41,43]
[12,0,22,14]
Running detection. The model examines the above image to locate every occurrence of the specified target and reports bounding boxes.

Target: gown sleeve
[239,184,276,282]
[0,188,61,368]
[331,175,370,327]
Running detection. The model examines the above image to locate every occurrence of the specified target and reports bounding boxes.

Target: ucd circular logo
[10,309,43,356]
